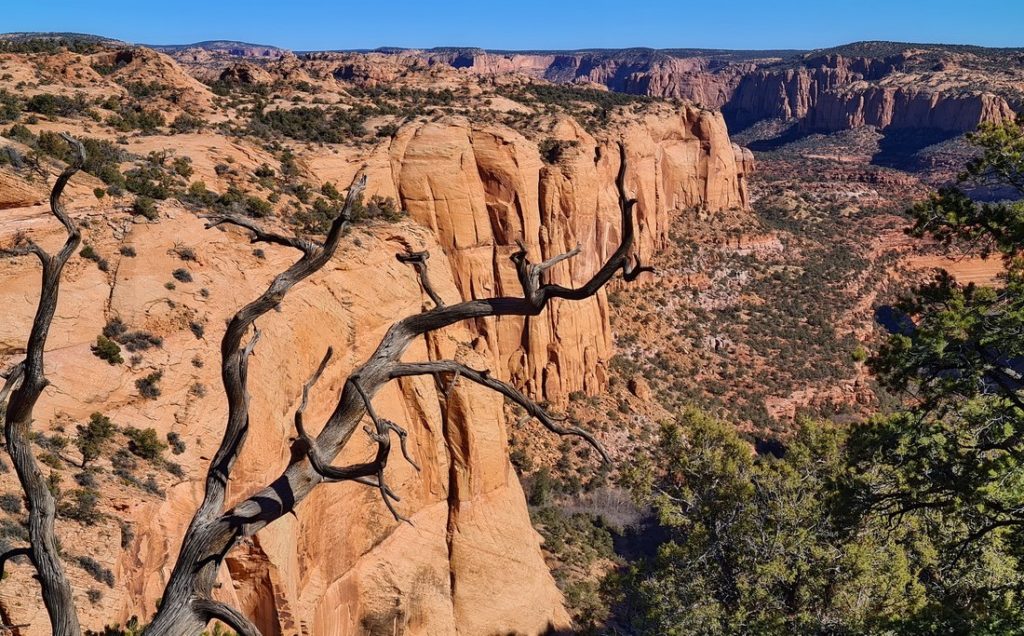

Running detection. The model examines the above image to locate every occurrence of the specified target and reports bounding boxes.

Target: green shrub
[0,89,21,123]
[135,372,162,400]
[25,93,88,117]
[61,488,102,525]
[170,113,204,134]
[131,196,158,221]
[124,426,166,459]
[91,335,123,365]
[76,413,116,467]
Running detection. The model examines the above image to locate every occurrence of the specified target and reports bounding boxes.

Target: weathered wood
[1,135,85,636]
[147,143,648,634]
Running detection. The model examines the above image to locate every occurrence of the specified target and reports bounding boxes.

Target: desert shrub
[124,162,178,199]
[77,555,115,587]
[295,193,403,233]
[171,156,193,179]
[61,488,102,525]
[76,412,117,467]
[0,493,22,514]
[131,196,158,220]
[119,245,136,257]
[104,319,163,352]
[39,452,63,470]
[135,372,162,400]
[79,244,108,271]
[107,104,164,134]
[251,106,367,142]
[91,335,123,365]
[124,426,166,460]
[172,244,196,261]
[111,449,136,472]
[87,588,103,605]
[74,470,97,488]
[188,321,204,339]
[166,432,186,455]
[25,92,88,117]
[170,113,204,134]
[171,268,192,283]
[538,138,579,164]
[142,475,163,496]
[0,89,21,123]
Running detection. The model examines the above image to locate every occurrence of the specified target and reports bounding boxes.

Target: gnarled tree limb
[1,134,85,636]
[147,143,644,634]
[192,597,263,636]
[390,360,610,463]
[397,250,445,309]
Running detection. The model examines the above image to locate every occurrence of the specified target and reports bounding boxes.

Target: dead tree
[2,135,649,634]
[0,135,85,636]
[145,143,650,634]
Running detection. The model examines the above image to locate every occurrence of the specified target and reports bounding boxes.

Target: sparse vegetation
[91,335,123,365]
[135,372,162,400]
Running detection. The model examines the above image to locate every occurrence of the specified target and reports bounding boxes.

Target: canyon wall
[405,50,1021,134]
[360,108,750,404]
[0,110,749,634]
[725,56,1017,132]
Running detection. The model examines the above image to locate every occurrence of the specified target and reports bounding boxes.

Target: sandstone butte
[0,107,751,634]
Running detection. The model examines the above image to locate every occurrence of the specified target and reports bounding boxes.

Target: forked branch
[390,361,610,463]
[148,143,646,634]
[1,134,85,636]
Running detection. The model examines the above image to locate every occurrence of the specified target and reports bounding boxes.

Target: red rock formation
[0,107,750,633]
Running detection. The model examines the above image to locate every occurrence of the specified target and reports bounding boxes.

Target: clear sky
[4,0,1022,51]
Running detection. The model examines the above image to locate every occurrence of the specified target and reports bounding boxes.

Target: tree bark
[1,135,85,636]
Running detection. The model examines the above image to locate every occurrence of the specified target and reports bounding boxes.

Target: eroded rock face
[726,56,1018,133]
[351,110,749,405]
[396,49,1020,134]
[0,111,749,634]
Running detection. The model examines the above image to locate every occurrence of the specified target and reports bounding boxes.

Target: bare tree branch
[196,174,367,521]
[396,250,446,308]
[390,361,610,463]
[147,143,644,633]
[192,597,263,636]
[0,547,31,580]
[202,214,319,254]
[1,134,85,636]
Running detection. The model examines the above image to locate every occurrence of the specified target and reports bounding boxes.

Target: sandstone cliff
[0,107,749,634]
[726,55,1018,133]
[305,108,750,405]
[332,47,1021,134]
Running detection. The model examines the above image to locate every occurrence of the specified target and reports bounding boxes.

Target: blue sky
[4,0,1022,51]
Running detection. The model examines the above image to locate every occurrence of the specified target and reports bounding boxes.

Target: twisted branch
[397,250,445,308]
[0,547,31,580]
[1,134,85,636]
[192,598,262,636]
[149,143,646,633]
[390,361,610,463]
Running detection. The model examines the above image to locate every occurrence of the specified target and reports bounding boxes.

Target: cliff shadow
[870,127,964,171]
[741,123,814,152]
